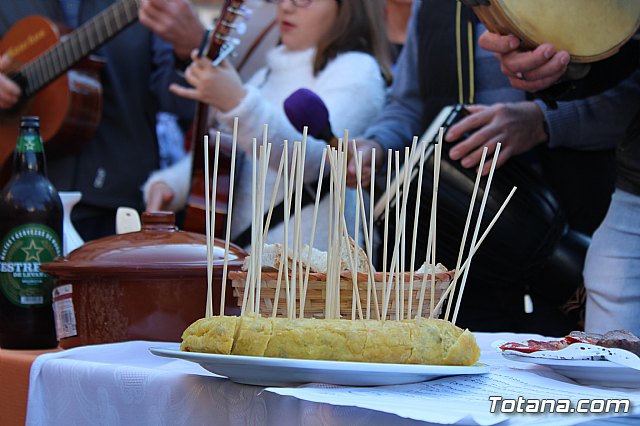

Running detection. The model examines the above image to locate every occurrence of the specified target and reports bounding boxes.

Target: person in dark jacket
[346,0,638,335]
[478,29,640,336]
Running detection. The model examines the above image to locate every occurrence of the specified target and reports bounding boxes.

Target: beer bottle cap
[20,116,40,127]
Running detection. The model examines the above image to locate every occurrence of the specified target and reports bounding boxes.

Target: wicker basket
[229,270,453,320]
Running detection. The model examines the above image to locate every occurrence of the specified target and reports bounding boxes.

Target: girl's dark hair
[314,0,393,84]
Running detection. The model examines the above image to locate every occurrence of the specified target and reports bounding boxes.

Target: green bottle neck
[13,127,46,176]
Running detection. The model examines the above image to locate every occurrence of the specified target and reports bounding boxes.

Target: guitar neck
[191,0,245,158]
[19,0,140,98]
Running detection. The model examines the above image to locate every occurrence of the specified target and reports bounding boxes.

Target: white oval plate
[502,353,640,388]
[150,347,489,387]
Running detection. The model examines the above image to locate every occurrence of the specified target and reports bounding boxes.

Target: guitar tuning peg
[234,21,247,36]
[238,5,253,21]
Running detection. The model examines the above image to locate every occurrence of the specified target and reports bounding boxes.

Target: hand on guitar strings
[478,31,570,93]
[138,0,206,61]
[169,51,247,113]
[446,102,548,175]
[0,54,21,110]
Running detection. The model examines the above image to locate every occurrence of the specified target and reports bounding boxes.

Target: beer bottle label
[0,224,62,307]
[16,133,43,153]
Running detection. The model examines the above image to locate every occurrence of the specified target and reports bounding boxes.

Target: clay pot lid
[40,211,247,277]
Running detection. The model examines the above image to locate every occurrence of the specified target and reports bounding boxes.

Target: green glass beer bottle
[0,116,62,349]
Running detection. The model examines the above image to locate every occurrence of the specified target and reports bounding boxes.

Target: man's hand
[169,54,246,112]
[0,54,21,110]
[346,138,384,188]
[478,31,570,92]
[445,102,548,175]
[139,0,205,60]
[146,181,175,211]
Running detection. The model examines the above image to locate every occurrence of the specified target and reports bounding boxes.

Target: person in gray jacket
[348,0,639,333]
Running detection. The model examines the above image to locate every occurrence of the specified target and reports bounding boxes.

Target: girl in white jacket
[143,0,391,249]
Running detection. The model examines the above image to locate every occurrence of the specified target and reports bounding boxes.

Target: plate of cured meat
[498,330,640,388]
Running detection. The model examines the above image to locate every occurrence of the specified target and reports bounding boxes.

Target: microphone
[283,88,339,149]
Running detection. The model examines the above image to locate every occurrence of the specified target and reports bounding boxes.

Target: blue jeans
[584,189,640,335]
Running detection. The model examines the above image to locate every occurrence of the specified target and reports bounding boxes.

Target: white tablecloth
[25,333,640,426]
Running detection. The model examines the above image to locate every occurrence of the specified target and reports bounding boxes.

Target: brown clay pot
[40,211,246,349]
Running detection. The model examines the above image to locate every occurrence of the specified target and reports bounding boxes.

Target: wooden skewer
[298,134,307,317]
[394,150,401,320]
[381,150,412,320]
[262,150,286,240]
[326,147,337,319]
[272,140,291,318]
[451,185,518,323]
[242,136,259,317]
[291,142,301,319]
[283,141,292,319]
[204,134,213,318]
[326,149,335,318]
[251,145,267,316]
[300,147,328,317]
[240,265,252,317]
[221,118,238,316]
[452,143,503,324]
[255,143,272,316]
[338,140,349,319]
[399,146,411,320]
[332,143,345,319]
[432,277,456,315]
[382,150,392,318]
[367,147,376,320]
[443,147,488,321]
[416,140,442,322]
[209,133,220,316]
[248,138,259,315]
[408,140,427,319]
[350,140,380,320]
[353,151,361,321]
[341,214,363,321]
[429,134,443,319]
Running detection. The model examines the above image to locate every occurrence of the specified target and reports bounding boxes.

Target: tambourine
[463,0,640,63]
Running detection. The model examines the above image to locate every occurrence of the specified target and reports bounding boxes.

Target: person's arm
[539,66,640,151]
[142,152,192,211]
[442,68,640,173]
[478,30,640,101]
[214,51,386,184]
[138,0,202,119]
[477,31,570,93]
[138,0,205,63]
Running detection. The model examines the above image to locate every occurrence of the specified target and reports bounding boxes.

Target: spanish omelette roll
[180,316,239,354]
[180,316,481,365]
[444,329,481,366]
[231,316,273,356]
[264,317,367,361]
[363,320,413,363]
[408,319,478,365]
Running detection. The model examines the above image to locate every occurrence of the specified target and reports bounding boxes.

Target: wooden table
[0,347,60,426]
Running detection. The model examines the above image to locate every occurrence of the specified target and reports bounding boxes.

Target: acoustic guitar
[0,0,141,177]
[181,0,246,236]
